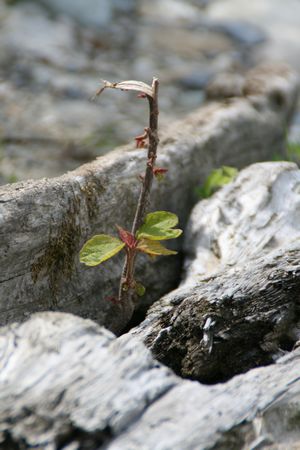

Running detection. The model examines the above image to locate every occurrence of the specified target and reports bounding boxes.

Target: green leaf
[197,166,238,198]
[134,282,146,297]
[137,238,177,256]
[80,235,125,266]
[136,211,182,241]
[287,141,300,161]
[271,153,287,161]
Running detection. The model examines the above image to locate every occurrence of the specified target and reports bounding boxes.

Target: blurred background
[1,0,300,185]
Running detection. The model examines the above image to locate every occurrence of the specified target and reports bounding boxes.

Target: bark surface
[132,162,300,383]
[1,312,300,450]
[0,64,298,333]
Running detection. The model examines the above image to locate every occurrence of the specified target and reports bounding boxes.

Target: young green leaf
[136,211,182,241]
[80,235,125,266]
[117,226,137,249]
[134,281,146,297]
[197,166,238,198]
[96,80,153,98]
[137,238,177,256]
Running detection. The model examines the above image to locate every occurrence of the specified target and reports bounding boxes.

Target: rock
[37,0,137,28]
[131,162,300,383]
[0,78,118,182]
[0,65,298,334]
[177,70,214,90]
[288,111,300,145]
[2,312,300,449]
[205,72,246,100]
[0,3,89,71]
[0,0,141,185]
[206,0,300,73]
[212,20,266,47]
[190,0,211,7]
[0,0,275,186]
[140,0,203,24]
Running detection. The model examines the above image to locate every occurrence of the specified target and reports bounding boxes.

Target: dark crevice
[121,251,185,335]
[0,431,27,450]
[151,327,280,385]
[55,425,113,450]
[211,421,257,450]
[150,316,300,385]
[141,261,300,385]
[277,334,296,352]
[122,306,149,334]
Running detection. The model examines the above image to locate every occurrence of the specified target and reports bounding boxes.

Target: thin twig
[118,78,159,303]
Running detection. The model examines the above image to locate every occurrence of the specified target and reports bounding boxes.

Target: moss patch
[31,196,82,300]
[80,175,105,220]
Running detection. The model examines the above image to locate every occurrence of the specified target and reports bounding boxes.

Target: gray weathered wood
[132,162,300,383]
[1,312,300,449]
[133,242,300,384]
[110,348,300,450]
[182,161,300,284]
[0,64,298,333]
[0,312,178,449]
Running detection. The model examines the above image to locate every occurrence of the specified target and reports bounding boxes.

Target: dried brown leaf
[96,79,153,98]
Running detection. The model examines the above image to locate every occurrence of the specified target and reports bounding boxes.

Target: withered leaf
[96,79,153,98]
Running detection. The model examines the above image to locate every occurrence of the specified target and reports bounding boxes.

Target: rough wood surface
[0,313,178,449]
[182,161,300,284]
[1,312,300,449]
[0,64,298,333]
[132,162,300,383]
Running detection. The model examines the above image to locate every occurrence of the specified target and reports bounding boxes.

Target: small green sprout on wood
[196,165,238,198]
[80,78,182,304]
[80,211,181,297]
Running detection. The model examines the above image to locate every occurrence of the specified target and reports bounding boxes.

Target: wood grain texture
[133,243,300,383]
[1,312,300,449]
[132,162,300,383]
[0,64,298,333]
[0,313,178,449]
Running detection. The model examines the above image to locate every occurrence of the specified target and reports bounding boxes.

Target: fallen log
[132,162,300,383]
[1,312,300,449]
[0,64,298,333]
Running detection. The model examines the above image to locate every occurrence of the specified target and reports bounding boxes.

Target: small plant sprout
[80,78,182,305]
[196,166,238,198]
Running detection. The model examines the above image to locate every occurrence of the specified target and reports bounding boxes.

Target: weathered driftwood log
[132,162,300,383]
[0,64,298,333]
[182,161,300,284]
[1,312,300,449]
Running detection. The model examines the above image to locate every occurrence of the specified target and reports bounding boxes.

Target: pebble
[177,71,215,90]
[213,20,266,47]
[0,0,299,185]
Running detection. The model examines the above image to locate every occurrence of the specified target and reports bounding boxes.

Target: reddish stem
[118,78,159,303]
